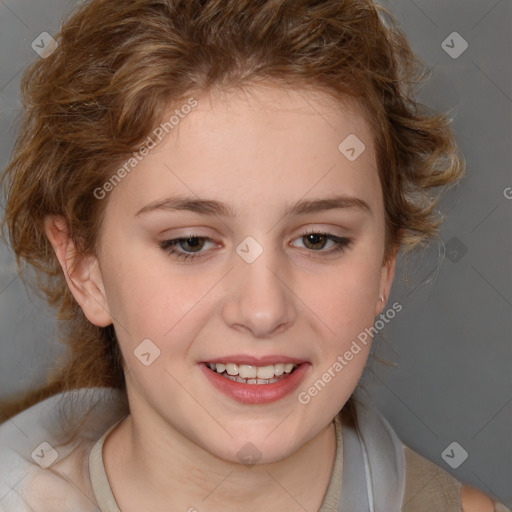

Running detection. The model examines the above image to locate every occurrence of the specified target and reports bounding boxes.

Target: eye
[290,229,352,255]
[159,230,352,262]
[159,235,217,261]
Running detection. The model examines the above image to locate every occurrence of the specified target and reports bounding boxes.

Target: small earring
[379,295,385,303]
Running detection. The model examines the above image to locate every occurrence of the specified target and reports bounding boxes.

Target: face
[51,85,396,464]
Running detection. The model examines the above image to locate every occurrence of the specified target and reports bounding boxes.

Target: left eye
[290,231,351,254]
[159,231,352,262]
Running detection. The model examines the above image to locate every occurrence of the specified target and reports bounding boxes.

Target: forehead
[103,84,380,220]
[178,84,374,156]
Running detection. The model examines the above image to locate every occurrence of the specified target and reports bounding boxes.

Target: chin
[237,432,303,465]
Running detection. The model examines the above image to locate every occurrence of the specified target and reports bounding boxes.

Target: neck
[103,409,338,512]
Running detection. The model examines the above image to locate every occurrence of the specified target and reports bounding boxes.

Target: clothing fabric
[0,388,509,511]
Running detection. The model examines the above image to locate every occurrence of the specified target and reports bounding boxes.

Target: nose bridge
[223,233,295,337]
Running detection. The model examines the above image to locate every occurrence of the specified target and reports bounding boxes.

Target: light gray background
[0,0,511,506]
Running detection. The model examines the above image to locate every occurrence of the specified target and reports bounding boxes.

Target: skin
[44,85,493,511]
[460,487,495,512]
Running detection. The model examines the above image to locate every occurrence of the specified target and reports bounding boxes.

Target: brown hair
[0,0,464,426]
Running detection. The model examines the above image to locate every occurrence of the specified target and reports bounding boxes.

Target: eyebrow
[135,194,371,218]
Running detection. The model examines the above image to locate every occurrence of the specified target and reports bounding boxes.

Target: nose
[221,240,296,338]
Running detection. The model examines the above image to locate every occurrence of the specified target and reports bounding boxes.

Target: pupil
[182,237,203,251]
[306,233,325,249]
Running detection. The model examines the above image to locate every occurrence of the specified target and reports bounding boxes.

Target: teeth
[207,362,299,381]
[238,365,257,379]
[274,364,285,376]
[256,365,275,379]
[284,363,294,373]
[224,374,284,385]
[226,363,238,376]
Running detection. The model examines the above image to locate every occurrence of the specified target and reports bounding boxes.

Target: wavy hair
[0,0,464,425]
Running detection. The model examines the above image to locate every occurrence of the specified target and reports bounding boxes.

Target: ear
[44,215,113,327]
[374,247,398,316]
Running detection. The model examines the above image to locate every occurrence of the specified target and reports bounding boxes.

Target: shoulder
[460,486,498,512]
[0,387,128,511]
[401,443,462,511]
[402,444,508,512]
[349,401,509,512]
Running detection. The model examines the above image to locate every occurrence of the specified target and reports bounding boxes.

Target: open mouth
[205,362,300,385]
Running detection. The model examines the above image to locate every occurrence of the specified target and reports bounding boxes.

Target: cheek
[98,241,195,344]
[100,242,232,375]
[100,221,383,358]
[294,259,381,416]
[297,256,382,351]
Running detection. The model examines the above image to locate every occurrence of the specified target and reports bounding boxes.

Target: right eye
[159,235,217,261]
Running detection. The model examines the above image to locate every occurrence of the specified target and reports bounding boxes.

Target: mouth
[199,359,309,404]
[205,362,299,385]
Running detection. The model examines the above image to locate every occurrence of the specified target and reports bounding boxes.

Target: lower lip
[199,363,310,404]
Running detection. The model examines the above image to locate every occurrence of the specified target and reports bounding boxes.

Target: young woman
[1,0,508,511]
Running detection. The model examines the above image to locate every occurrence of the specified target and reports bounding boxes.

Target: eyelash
[159,229,352,262]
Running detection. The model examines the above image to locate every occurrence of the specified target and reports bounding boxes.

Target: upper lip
[201,355,308,366]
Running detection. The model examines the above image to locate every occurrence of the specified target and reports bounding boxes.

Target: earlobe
[44,215,113,327]
[375,250,397,316]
